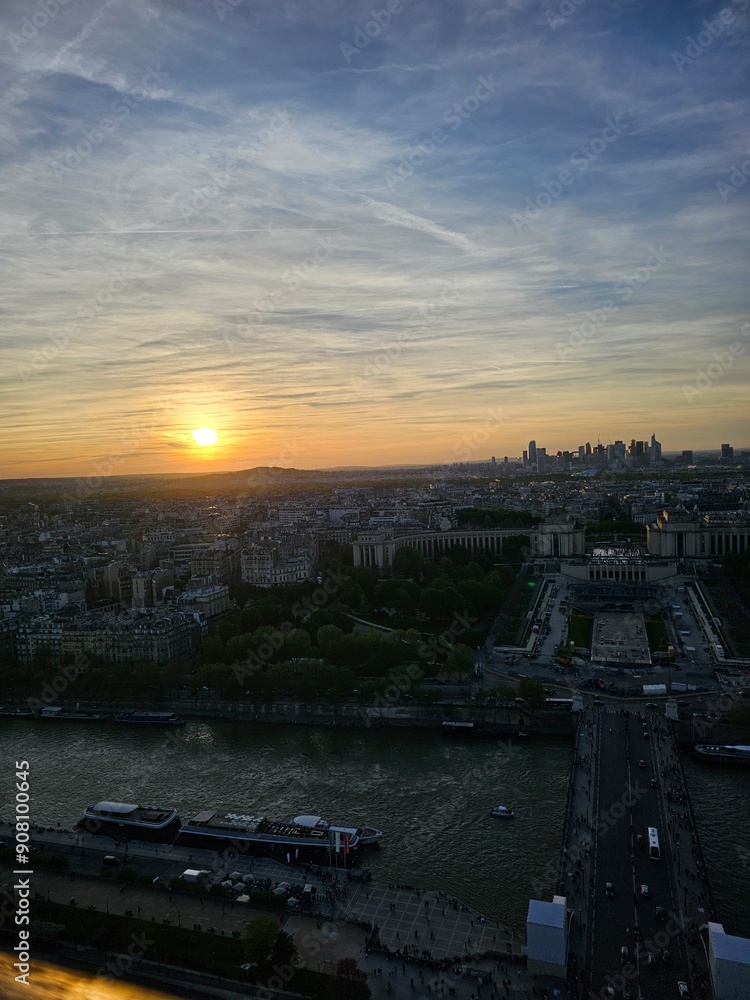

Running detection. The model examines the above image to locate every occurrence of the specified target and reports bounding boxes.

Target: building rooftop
[527,898,565,928]
[709,922,750,965]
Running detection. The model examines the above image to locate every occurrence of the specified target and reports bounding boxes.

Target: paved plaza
[591,612,651,666]
[342,883,522,962]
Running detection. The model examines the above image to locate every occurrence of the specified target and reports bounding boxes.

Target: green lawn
[645,617,670,653]
[568,613,593,649]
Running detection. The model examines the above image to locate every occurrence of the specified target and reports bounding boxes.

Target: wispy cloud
[0,0,748,476]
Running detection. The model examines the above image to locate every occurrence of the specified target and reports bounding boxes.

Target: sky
[0,0,748,478]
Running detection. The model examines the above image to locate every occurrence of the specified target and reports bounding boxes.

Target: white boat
[293,815,383,846]
[490,805,514,818]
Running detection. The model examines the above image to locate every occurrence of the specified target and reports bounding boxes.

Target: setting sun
[191,426,219,447]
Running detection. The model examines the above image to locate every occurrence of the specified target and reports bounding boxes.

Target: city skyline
[1,0,749,478]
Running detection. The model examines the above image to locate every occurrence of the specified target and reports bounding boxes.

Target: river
[1,718,749,998]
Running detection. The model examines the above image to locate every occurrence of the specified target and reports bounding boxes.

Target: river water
[0,718,749,995]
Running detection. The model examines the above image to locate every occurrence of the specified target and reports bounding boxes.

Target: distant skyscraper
[682,449,693,464]
[721,443,733,462]
[528,440,537,466]
[649,433,662,464]
[628,439,647,468]
[536,447,547,473]
[523,449,528,466]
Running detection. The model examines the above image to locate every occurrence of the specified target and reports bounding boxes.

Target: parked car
[605,882,614,897]
[641,884,649,897]
[678,983,689,999]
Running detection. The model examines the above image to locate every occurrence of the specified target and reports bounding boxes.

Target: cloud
[0,0,747,475]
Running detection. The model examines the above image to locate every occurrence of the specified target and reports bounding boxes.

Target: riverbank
[0,835,544,1000]
[0,696,577,736]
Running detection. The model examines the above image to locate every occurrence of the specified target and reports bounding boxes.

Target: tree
[519,676,545,712]
[31,646,55,672]
[393,546,424,578]
[419,586,467,619]
[271,929,297,966]
[239,605,263,632]
[341,581,366,610]
[316,623,345,657]
[335,958,367,981]
[199,634,226,665]
[502,535,531,565]
[225,633,254,663]
[218,616,242,642]
[374,578,405,607]
[244,916,280,966]
[494,684,516,705]
[279,628,312,661]
[446,644,475,681]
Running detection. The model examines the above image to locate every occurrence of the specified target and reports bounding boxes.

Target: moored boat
[177,809,364,866]
[112,711,185,726]
[79,801,182,841]
[39,707,112,722]
[293,814,382,847]
[693,744,750,765]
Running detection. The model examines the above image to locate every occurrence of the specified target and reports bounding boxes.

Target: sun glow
[191,426,219,446]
